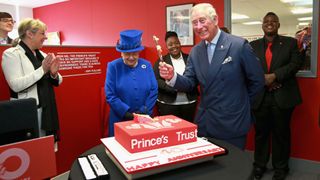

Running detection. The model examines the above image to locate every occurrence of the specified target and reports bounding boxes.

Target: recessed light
[232,13,249,20]
[242,21,262,25]
[297,17,312,21]
[291,8,313,14]
[298,22,310,26]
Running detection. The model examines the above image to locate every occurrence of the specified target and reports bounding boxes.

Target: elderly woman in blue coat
[105,29,158,136]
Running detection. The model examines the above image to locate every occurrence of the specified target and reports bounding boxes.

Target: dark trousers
[253,92,294,170]
[157,101,197,122]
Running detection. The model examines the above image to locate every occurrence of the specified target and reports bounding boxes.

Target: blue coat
[105,58,158,136]
[174,31,264,139]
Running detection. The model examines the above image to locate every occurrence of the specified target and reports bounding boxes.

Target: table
[69,138,253,180]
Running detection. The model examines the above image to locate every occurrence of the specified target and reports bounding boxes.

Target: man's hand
[268,82,282,92]
[265,73,276,86]
[159,61,174,80]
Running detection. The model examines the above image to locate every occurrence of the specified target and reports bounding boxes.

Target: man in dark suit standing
[250,12,302,180]
[159,3,264,150]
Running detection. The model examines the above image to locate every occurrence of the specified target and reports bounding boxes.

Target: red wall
[0,46,121,174]
[33,0,224,64]
[1,0,315,174]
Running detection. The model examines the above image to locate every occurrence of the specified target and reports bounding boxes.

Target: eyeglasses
[0,18,16,24]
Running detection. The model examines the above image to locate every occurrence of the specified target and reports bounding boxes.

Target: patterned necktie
[207,43,213,64]
[265,42,272,71]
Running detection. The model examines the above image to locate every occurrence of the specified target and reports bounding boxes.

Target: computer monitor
[0,98,39,145]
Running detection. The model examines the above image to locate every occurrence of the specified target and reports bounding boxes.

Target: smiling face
[262,14,280,36]
[121,51,140,67]
[0,18,14,35]
[29,28,47,49]
[191,10,218,42]
[166,36,181,59]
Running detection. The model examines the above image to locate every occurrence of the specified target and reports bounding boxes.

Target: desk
[69,138,253,180]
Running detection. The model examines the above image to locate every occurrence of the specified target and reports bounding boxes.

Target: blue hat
[116,29,144,53]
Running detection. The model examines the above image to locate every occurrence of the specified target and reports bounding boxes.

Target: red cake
[114,115,197,153]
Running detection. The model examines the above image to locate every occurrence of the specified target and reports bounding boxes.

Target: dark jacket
[250,35,302,109]
[173,32,265,139]
[7,37,12,44]
[153,53,198,103]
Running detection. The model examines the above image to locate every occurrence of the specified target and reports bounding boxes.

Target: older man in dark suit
[250,12,302,180]
[159,3,264,150]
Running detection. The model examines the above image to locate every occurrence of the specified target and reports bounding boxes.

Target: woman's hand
[42,53,54,73]
[50,56,60,79]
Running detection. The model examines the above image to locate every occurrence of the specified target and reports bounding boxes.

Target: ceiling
[231,0,313,36]
[0,0,68,8]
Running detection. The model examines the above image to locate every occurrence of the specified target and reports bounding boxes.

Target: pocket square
[222,56,232,64]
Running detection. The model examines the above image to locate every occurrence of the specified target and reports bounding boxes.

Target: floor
[246,151,320,180]
[256,169,320,180]
[50,171,69,180]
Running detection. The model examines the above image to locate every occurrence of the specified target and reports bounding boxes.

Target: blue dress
[105,58,158,136]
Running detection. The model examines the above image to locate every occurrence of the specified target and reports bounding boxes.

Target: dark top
[153,53,198,103]
[250,35,302,109]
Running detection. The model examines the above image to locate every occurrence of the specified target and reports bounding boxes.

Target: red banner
[0,136,56,179]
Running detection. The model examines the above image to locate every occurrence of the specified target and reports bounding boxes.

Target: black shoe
[272,169,289,180]
[252,166,266,180]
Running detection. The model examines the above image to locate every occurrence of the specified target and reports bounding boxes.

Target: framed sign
[166,4,194,46]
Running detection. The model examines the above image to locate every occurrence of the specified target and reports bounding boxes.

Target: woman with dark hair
[153,31,198,122]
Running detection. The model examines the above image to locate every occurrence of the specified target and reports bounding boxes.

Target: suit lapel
[206,32,230,87]
[256,39,268,73]
[198,41,210,80]
[163,54,173,66]
[270,37,283,71]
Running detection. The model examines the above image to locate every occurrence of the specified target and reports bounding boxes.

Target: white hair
[191,3,217,21]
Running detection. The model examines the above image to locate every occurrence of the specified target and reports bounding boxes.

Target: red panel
[0,46,10,100]
[0,136,56,179]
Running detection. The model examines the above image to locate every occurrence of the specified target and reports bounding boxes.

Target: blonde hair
[191,3,217,21]
[12,18,47,46]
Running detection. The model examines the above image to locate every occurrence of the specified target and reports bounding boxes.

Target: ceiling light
[291,8,313,14]
[280,0,300,2]
[242,21,262,25]
[298,22,310,26]
[297,17,312,21]
[280,0,312,5]
[232,13,249,20]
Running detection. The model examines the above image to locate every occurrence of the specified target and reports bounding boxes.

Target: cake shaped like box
[114,115,197,153]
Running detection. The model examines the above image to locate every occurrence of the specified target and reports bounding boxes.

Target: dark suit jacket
[174,31,265,139]
[153,53,198,103]
[250,35,302,109]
